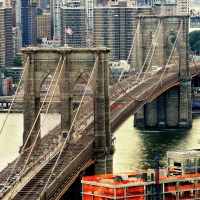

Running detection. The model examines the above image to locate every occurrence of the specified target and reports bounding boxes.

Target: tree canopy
[189,30,200,54]
[1,68,9,77]
[13,56,22,67]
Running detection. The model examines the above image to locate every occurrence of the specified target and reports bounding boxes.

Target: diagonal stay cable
[137,19,161,82]
[16,55,67,200]
[5,55,63,198]
[109,19,183,103]
[109,19,161,102]
[118,20,140,82]
[142,19,161,81]
[127,19,140,63]
[137,18,183,102]
[0,55,30,194]
[39,54,99,198]
[0,55,30,133]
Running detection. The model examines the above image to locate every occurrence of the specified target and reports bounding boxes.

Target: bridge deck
[0,63,200,199]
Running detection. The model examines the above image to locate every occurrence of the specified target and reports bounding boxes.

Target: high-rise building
[0,6,14,70]
[1,0,16,26]
[93,1,153,62]
[2,0,11,6]
[177,0,190,14]
[37,11,51,40]
[21,0,37,46]
[51,0,93,40]
[60,6,86,47]
[13,27,22,56]
[51,0,62,37]
[15,0,21,28]
[40,0,48,9]
[2,76,13,95]
[11,0,16,27]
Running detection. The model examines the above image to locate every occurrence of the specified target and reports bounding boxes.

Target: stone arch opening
[165,29,179,65]
[38,72,61,138]
[144,31,153,71]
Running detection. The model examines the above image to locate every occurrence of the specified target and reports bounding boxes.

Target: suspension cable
[139,18,183,102]
[0,55,31,194]
[109,19,161,101]
[6,55,63,198]
[14,55,66,200]
[40,54,99,198]
[109,19,183,102]
[137,19,161,82]
[0,55,30,133]
[142,19,161,81]
[127,19,140,63]
[117,19,140,82]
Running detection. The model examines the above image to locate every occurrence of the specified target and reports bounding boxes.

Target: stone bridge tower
[134,15,191,128]
[21,47,113,174]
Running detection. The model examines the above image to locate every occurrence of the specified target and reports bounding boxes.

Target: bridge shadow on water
[135,127,191,170]
[60,164,94,200]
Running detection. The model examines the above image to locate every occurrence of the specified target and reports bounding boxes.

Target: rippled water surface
[113,114,200,173]
[1,113,200,173]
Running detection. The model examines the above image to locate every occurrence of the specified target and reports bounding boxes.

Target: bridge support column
[158,94,166,127]
[136,18,143,73]
[94,156,106,175]
[134,106,145,127]
[179,81,192,127]
[106,155,113,174]
[59,53,73,137]
[166,87,179,127]
[23,52,41,148]
[157,18,164,67]
[93,50,114,174]
[145,98,158,127]
[94,155,113,175]
[178,17,192,127]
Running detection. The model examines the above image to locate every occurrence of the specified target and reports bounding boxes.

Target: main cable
[40,54,99,198]
[0,55,30,133]
[6,55,63,198]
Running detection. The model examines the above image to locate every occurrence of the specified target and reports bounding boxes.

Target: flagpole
[65,25,67,45]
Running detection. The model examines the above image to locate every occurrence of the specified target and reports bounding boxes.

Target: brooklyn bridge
[0,15,199,200]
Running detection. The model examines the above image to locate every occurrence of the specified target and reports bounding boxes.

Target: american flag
[66,27,73,36]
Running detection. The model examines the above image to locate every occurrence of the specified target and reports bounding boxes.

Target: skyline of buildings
[0,0,198,91]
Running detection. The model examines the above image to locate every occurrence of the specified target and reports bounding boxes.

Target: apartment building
[93,1,152,62]
[13,27,22,56]
[37,11,51,40]
[21,0,37,46]
[177,0,190,14]
[60,6,86,47]
[2,77,13,96]
[0,6,14,70]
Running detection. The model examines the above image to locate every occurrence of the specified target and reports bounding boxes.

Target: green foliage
[13,85,17,92]
[189,30,200,54]
[0,68,14,82]
[13,56,22,67]
[194,41,200,55]
[170,32,176,44]
[1,68,9,77]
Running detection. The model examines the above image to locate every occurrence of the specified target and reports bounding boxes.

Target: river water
[0,113,200,172]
